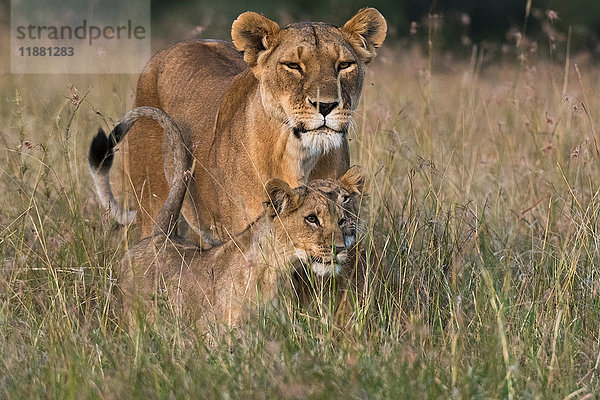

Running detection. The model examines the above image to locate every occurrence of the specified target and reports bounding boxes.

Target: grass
[1,38,600,398]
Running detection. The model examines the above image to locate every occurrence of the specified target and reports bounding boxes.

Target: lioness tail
[88,106,189,235]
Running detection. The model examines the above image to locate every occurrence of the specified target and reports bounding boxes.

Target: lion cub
[112,109,367,328]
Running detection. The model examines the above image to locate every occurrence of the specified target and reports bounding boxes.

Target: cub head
[232,9,386,155]
[263,166,368,276]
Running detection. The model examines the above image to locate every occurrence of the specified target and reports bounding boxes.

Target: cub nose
[309,100,339,117]
[333,237,346,255]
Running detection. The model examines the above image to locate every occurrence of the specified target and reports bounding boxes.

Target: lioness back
[126,40,247,240]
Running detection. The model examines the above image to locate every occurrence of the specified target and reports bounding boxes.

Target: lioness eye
[337,61,354,71]
[342,195,351,204]
[305,214,320,226]
[283,62,302,72]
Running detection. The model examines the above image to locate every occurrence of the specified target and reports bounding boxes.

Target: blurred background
[1,0,600,72]
[148,0,600,60]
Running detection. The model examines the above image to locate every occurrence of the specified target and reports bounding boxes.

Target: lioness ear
[231,12,280,68]
[263,178,300,217]
[341,8,387,64]
[339,165,368,195]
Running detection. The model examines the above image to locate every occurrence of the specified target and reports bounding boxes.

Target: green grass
[1,43,600,399]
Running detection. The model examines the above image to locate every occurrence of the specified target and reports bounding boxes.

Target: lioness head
[264,165,367,276]
[232,9,386,155]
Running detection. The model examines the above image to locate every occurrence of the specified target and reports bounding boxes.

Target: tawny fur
[88,106,220,246]
[120,163,368,329]
[118,9,386,240]
[88,106,183,225]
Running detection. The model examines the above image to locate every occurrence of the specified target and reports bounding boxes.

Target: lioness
[113,109,367,327]
[91,8,385,244]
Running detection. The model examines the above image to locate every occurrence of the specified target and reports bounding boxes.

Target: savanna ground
[1,22,600,400]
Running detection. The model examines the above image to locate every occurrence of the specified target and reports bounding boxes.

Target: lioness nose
[309,100,338,117]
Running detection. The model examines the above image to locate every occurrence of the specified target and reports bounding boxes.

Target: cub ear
[231,12,280,68]
[339,165,368,195]
[263,178,301,218]
[341,8,387,64]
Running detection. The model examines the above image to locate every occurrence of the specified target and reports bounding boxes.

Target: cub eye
[337,61,354,72]
[305,214,320,226]
[342,195,351,204]
[283,62,303,73]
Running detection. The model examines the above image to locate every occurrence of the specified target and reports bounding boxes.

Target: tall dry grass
[1,36,600,398]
